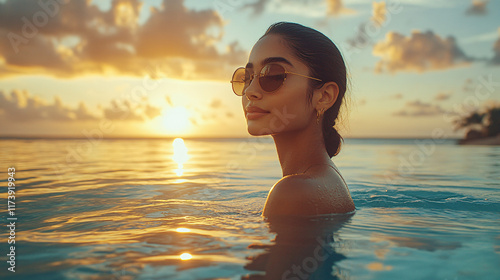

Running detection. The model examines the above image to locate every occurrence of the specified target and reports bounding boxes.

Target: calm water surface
[0,137,499,279]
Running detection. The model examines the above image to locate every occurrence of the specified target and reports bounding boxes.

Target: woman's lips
[245,105,270,120]
[246,112,269,120]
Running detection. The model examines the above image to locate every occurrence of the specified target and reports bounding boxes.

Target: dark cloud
[393,100,448,117]
[136,0,221,59]
[373,30,472,73]
[465,0,488,16]
[0,0,246,80]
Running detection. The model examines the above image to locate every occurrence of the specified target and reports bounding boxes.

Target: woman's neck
[271,122,332,177]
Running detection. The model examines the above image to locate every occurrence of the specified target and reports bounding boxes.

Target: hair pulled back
[262,22,347,157]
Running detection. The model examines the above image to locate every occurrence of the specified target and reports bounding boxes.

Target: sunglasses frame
[230,63,322,96]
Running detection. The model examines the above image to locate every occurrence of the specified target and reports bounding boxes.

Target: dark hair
[262,22,347,157]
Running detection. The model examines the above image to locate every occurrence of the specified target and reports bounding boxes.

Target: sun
[161,107,190,134]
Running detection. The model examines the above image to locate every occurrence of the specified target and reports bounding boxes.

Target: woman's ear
[313,81,339,110]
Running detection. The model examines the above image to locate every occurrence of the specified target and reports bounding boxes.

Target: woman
[231,22,355,217]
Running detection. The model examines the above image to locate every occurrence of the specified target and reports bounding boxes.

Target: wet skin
[242,34,355,217]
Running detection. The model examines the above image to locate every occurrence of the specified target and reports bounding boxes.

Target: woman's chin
[247,130,269,136]
[247,124,271,136]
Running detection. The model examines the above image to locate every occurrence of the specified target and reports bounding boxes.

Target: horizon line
[0,135,462,140]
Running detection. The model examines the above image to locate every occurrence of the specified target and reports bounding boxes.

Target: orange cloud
[371,1,386,27]
[373,30,472,73]
[0,89,162,122]
[0,0,246,80]
[0,89,98,121]
[326,0,354,16]
[102,99,161,121]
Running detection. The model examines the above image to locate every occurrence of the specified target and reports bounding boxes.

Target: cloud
[434,92,452,101]
[144,103,162,119]
[0,90,99,121]
[0,89,162,122]
[393,100,448,116]
[465,0,488,16]
[371,1,386,27]
[75,102,98,121]
[102,98,162,121]
[0,0,246,80]
[373,30,472,73]
[326,0,355,16]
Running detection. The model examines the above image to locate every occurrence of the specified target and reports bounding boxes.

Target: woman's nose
[243,75,263,100]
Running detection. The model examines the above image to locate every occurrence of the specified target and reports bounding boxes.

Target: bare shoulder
[262,174,316,217]
[262,172,355,217]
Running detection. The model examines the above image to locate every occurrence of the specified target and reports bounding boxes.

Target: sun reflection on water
[172,138,189,176]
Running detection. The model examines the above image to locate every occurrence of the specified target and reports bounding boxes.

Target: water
[0,137,499,279]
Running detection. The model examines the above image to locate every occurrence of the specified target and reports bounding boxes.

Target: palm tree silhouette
[455,106,500,140]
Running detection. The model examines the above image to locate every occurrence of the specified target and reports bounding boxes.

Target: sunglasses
[230,63,322,96]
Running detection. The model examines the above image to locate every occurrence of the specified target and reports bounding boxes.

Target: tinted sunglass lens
[260,64,286,92]
[231,68,246,96]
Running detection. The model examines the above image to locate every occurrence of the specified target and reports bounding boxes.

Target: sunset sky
[0,0,499,138]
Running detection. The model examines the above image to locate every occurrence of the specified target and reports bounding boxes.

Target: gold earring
[316,108,325,124]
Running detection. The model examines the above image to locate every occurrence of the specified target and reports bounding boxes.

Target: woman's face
[242,34,315,136]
